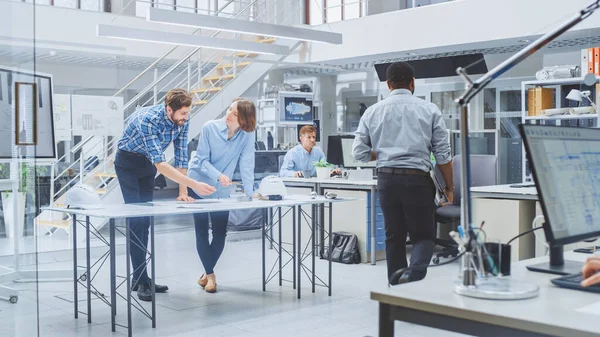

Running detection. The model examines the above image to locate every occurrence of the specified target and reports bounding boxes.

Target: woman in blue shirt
[186,98,257,293]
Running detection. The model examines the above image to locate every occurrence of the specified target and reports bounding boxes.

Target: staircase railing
[47,0,302,207]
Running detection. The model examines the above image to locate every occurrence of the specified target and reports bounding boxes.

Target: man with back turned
[352,62,454,285]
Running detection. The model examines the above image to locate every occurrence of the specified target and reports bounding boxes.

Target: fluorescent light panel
[147,8,342,45]
[97,24,289,55]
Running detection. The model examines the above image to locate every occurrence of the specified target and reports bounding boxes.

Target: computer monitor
[327,135,376,168]
[341,137,376,168]
[520,124,600,275]
[279,91,313,125]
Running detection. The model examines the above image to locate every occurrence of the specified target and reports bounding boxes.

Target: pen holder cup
[303,170,312,178]
[482,242,511,276]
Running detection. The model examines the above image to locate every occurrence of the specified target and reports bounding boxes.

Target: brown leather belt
[377,167,430,177]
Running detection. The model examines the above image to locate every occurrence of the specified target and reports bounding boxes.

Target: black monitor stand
[526,245,583,276]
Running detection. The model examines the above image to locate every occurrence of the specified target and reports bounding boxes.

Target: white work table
[45,195,353,337]
[280,177,381,264]
[470,184,540,261]
[471,184,538,200]
[372,251,600,337]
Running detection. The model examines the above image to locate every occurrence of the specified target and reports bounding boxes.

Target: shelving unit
[520,77,600,182]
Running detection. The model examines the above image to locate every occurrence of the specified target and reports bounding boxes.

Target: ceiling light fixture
[146,8,342,45]
[97,24,289,55]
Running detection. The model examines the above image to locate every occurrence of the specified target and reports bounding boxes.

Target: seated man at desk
[279,125,340,177]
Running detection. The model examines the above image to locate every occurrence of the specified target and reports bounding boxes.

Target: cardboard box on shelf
[528,87,555,116]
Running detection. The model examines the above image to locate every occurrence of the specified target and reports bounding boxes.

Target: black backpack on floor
[324,232,361,264]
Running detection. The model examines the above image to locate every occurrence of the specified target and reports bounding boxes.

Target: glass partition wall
[1,0,41,335]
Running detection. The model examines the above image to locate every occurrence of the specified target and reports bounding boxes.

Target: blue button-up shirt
[188,118,255,198]
[118,104,189,168]
[279,144,325,177]
[352,89,451,171]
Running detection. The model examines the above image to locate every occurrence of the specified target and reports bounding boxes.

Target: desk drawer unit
[323,189,385,263]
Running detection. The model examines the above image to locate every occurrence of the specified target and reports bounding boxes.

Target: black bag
[324,232,361,264]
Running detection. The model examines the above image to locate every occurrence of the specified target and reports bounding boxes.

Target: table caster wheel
[432,258,440,265]
[9,296,18,304]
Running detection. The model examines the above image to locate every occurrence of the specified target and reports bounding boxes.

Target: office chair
[256,141,267,151]
[433,154,498,264]
[278,155,285,173]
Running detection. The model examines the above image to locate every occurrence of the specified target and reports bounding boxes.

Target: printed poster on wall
[71,95,124,137]
[53,94,72,142]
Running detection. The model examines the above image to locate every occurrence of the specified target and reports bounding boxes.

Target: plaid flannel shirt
[118,104,189,168]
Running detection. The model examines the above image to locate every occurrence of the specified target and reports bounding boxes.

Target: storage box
[528,87,554,116]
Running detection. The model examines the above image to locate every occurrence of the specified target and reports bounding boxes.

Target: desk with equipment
[372,124,600,337]
[280,134,382,264]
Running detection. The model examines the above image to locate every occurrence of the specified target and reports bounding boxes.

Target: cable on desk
[507,226,544,246]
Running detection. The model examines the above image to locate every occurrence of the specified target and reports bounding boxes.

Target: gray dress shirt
[352,89,451,172]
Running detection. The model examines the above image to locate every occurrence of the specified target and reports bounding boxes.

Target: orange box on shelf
[528,87,555,116]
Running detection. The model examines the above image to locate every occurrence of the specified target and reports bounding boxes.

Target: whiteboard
[0,66,57,159]
[71,95,124,137]
[53,94,72,142]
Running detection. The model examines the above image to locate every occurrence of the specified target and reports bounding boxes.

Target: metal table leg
[278,207,282,287]
[379,303,394,337]
[150,217,156,328]
[312,204,316,293]
[329,202,333,297]
[318,184,325,258]
[86,216,91,323]
[371,186,377,265]
[72,215,78,319]
[292,206,296,290]
[262,208,266,292]
[269,208,274,250]
[126,222,132,337]
[297,205,302,299]
[110,219,116,332]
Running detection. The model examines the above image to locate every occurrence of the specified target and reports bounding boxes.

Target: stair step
[204,74,235,82]
[94,172,116,178]
[193,100,209,105]
[191,87,223,94]
[236,52,258,58]
[257,37,276,44]
[96,188,108,195]
[217,62,251,70]
[37,219,70,229]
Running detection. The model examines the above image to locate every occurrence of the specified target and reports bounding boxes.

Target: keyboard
[551,272,600,293]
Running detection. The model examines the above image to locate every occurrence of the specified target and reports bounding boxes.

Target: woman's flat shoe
[205,274,217,293]
[198,274,208,288]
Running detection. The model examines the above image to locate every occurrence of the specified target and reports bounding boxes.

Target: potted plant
[313,158,333,179]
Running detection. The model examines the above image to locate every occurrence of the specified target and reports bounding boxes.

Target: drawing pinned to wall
[53,94,72,142]
[0,66,57,159]
[71,95,124,137]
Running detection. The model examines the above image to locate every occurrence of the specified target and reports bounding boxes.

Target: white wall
[306,0,600,64]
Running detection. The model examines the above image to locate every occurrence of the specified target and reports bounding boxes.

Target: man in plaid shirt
[115,88,216,301]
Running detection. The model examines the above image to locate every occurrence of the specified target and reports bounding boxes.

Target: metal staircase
[37,0,304,238]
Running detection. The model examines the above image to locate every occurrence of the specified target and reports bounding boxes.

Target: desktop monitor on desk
[327,135,376,169]
[520,124,600,275]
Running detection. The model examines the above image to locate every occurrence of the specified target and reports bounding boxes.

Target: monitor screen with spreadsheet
[520,124,600,245]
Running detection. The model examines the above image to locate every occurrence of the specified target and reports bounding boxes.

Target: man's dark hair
[386,62,414,89]
[165,88,192,112]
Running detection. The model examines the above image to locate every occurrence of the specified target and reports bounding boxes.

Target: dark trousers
[114,150,157,286]
[377,172,436,284]
[188,188,229,275]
